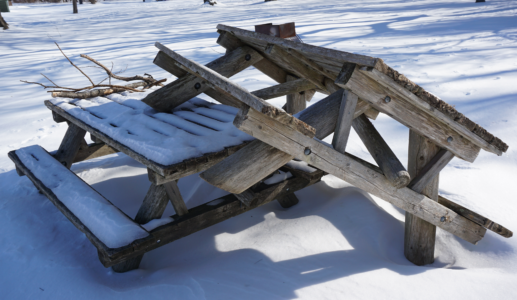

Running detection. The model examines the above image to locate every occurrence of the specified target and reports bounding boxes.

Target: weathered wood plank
[253,77,317,101]
[52,111,67,123]
[163,180,189,216]
[276,193,299,208]
[438,195,512,238]
[336,65,481,162]
[53,123,86,169]
[73,142,119,163]
[155,42,316,138]
[234,104,486,244]
[404,131,441,265]
[353,114,411,188]
[144,46,263,112]
[332,90,358,153]
[285,75,307,114]
[408,149,455,193]
[217,24,379,67]
[364,107,380,120]
[201,89,370,194]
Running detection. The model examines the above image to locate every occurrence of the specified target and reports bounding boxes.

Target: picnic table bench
[10,23,512,273]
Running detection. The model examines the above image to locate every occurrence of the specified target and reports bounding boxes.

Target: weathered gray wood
[408,149,455,193]
[8,148,155,269]
[332,90,358,153]
[364,107,380,120]
[336,65,481,162]
[285,75,307,114]
[217,30,287,83]
[353,114,411,189]
[52,111,67,123]
[276,193,299,208]
[143,46,263,112]
[73,141,119,163]
[234,189,256,207]
[234,104,486,244]
[253,77,317,101]
[264,44,326,91]
[46,101,250,178]
[404,130,440,266]
[163,180,189,216]
[90,133,102,144]
[217,24,379,67]
[53,123,86,169]
[200,89,370,194]
[155,42,316,138]
[438,195,512,238]
[112,182,170,273]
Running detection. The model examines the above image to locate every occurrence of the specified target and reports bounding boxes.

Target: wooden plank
[253,77,317,101]
[52,111,67,123]
[234,104,486,244]
[404,131,441,265]
[8,149,155,269]
[359,68,504,157]
[336,65,481,162]
[276,193,299,208]
[408,149,455,193]
[155,42,316,138]
[352,114,411,189]
[332,90,358,153]
[45,100,250,178]
[53,123,86,169]
[264,44,326,91]
[143,45,264,112]
[364,107,380,120]
[438,195,513,238]
[72,142,119,163]
[101,174,323,267]
[285,75,307,114]
[163,180,189,216]
[112,182,170,272]
[200,89,370,194]
[217,24,379,67]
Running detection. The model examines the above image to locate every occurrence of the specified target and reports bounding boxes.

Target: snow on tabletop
[50,94,254,166]
[15,145,149,249]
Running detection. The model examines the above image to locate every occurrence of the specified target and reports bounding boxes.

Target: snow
[1,0,517,299]
[15,145,149,248]
[264,170,292,185]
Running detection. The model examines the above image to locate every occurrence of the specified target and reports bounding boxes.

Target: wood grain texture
[332,90,358,153]
[404,130,441,266]
[53,123,86,169]
[253,77,316,101]
[276,193,299,208]
[144,46,263,112]
[337,66,481,162]
[352,114,410,188]
[285,75,307,114]
[155,42,316,138]
[408,149,454,193]
[234,105,486,244]
[163,180,189,216]
[72,142,119,163]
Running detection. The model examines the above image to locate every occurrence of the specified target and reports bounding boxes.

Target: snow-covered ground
[1,0,517,298]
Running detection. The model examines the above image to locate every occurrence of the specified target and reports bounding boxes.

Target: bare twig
[55,42,96,86]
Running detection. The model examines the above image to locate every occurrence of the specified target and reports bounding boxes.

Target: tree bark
[73,0,78,14]
[0,12,9,30]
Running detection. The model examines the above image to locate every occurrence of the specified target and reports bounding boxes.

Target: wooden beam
[408,149,455,193]
[404,131,441,265]
[200,89,370,194]
[253,77,317,101]
[53,123,86,169]
[217,24,379,67]
[336,65,481,162]
[73,141,119,163]
[112,182,170,273]
[163,180,189,216]
[155,42,316,138]
[277,193,299,208]
[438,195,512,238]
[285,75,307,114]
[52,111,67,123]
[143,45,264,112]
[352,114,411,189]
[233,104,486,244]
[217,30,288,83]
[332,90,358,153]
[364,107,380,120]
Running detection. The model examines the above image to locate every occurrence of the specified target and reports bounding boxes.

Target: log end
[392,170,411,189]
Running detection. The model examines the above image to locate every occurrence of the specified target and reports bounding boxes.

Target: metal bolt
[304,147,311,155]
[384,96,391,103]
[447,136,453,143]
[157,240,161,243]
[245,54,252,61]
[286,188,290,191]
[194,82,201,90]
[440,216,446,222]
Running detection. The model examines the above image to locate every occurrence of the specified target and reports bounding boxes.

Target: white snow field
[1,0,517,299]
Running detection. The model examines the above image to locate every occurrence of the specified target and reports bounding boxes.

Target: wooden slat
[408,149,455,193]
[144,46,263,112]
[277,193,300,208]
[72,142,119,163]
[352,114,411,189]
[332,90,358,153]
[54,123,86,169]
[336,65,481,162]
[364,107,380,120]
[233,104,486,244]
[163,180,189,216]
[155,42,316,139]
[285,75,307,114]
[253,77,317,100]
[217,24,379,67]
[438,195,512,238]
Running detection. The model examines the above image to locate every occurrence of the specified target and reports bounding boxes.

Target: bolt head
[447,136,453,143]
[384,96,391,103]
[440,216,446,222]
[304,147,311,155]
[194,82,201,90]
[245,54,252,61]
